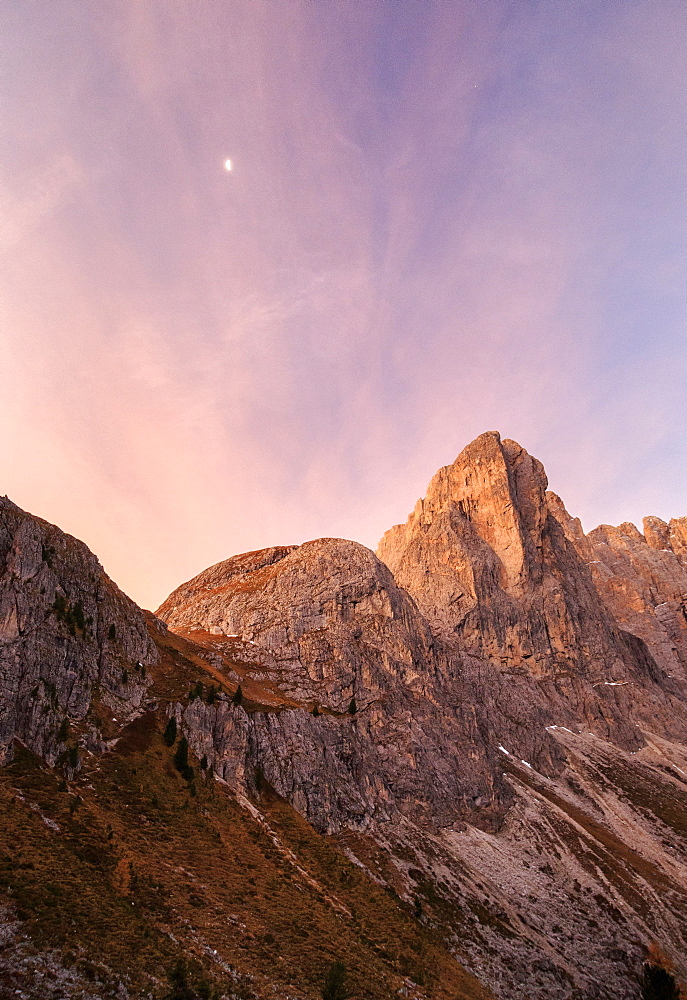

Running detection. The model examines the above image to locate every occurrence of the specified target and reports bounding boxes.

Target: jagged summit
[3,434,687,1000]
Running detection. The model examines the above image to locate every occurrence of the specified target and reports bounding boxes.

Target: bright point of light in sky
[1,1,685,611]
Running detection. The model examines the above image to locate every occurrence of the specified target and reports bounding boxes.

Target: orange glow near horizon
[1,1,685,610]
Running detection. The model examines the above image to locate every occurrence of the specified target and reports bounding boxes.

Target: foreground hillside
[2,433,687,999]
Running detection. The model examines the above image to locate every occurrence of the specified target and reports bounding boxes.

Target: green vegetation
[188,681,218,704]
[0,711,493,1000]
[641,964,680,1000]
[174,737,189,771]
[163,717,177,746]
[322,960,348,1000]
[188,681,204,701]
[165,957,215,1000]
[0,625,496,1000]
[41,543,56,567]
[173,737,194,782]
[52,593,90,637]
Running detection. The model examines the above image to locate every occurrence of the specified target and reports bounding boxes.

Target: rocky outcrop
[644,514,687,561]
[378,432,687,754]
[154,432,687,998]
[4,429,687,1000]
[378,433,638,675]
[550,498,687,687]
[158,538,435,709]
[0,497,157,766]
[159,538,509,833]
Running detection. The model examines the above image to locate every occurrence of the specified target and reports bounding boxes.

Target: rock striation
[3,432,687,1000]
[155,431,687,999]
[0,497,157,767]
[159,538,507,833]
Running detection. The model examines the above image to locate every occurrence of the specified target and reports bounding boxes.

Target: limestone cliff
[0,497,157,767]
[550,495,687,688]
[377,432,687,754]
[158,538,507,833]
[154,432,687,999]
[3,431,687,1000]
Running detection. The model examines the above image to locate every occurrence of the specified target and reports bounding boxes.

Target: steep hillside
[0,505,496,1000]
[2,433,687,1000]
[0,496,157,767]
[159,433,687,999]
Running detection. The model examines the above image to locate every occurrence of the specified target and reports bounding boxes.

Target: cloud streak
[1,0,685,607]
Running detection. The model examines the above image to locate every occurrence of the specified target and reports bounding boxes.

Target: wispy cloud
[0,0,684,607]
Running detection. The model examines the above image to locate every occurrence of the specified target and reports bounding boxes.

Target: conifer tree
[163,716,177,746]
[322,961,348,1000]
[174,737,189,772]
[641,964,680,1000]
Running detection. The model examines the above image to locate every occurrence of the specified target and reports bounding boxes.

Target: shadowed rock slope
[159,432,687,1000]
[0,497,157,768]
[0,504,494,1000]
[2,433,687,1000]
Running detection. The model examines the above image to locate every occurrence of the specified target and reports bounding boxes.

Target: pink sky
[1,1,685,609]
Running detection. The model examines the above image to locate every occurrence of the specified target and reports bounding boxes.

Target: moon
[224,158,233,172]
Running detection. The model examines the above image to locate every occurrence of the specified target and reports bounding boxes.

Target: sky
[1,0,685,610]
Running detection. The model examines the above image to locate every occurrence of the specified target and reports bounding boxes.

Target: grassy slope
[0,628,495,1000]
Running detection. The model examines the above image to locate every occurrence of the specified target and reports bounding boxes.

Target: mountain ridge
[2,432,687,999]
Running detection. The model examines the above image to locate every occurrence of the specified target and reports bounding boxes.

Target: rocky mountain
[0,496,158,769]
[2,433,687,1000]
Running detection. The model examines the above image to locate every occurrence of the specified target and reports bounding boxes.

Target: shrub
[188,681,203,701]
[53,593,69,620]
[72,601,86,632]
[52,594,88,637]
[173,737,195,782]
[322,960,348,1000]
[163,717,178,746]
[166,958,194,1000]
[174,737,189,772]
[164,957,214,1000]
[641,964,680,1000]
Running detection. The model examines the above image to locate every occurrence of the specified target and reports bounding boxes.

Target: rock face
[550,496,687,691]
[377,432,687,757]
[3,432,687,1000]
[379,433,652,679]
[159,538,508,832]
[154,432,687,999]
[0,497,157,766]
